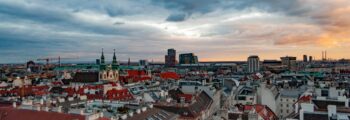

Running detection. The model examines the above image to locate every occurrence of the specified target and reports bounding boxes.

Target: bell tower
[112,49,119,70]
[100,48,106,70]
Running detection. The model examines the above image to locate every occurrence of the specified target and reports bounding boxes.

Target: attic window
[183,112,188,115]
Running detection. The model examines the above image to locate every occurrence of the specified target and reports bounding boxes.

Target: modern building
[247,55,260,73]
[139,59,148,66]
[179,53,198,64]
[309,56,313,62]
[280,56,297,71]
[303,55,308,62]
[165,48,177,67]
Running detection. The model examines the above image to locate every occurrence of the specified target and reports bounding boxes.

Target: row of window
[280,109,290,114]
[280,104,290,107]
[280,98,296,102]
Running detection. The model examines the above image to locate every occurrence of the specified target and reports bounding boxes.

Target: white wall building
[247,55,260,73]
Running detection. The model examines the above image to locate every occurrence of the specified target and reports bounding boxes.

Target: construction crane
[36,56,78,66]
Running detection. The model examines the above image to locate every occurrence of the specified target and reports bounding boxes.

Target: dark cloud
[152,0,306,22]
[166,13,187,22]
[0,1,139,36]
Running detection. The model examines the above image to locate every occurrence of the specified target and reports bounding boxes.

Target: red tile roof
[177,94,193,102]
[119,70,151,83]
[160,72,180,80]
[106,88,133,100]
[241,104,278,120]
[295,95,312,104]
[0,107,85,120]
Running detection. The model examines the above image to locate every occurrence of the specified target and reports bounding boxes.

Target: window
[286,104,289,107]
[321,90,328,97]
[238,96,246,100]
[281,104,283,107]
[286,99,289,102]
[293,99,296,102]
[281,98,283,101]
[286,110,289,113]
[281,109,283,113]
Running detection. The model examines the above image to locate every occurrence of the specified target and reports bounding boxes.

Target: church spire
[101,48,105,64]
[112,49,117,64]
[112,49,119,70]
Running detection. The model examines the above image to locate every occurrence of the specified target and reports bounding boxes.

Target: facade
[280,56,297,71]
[234,86,257,105]
[179,53,198,64]
[99,49,119,82]
[247,55,260,73]
[139,59,148,66]
[277,92,299,118]
[165,48,177,67]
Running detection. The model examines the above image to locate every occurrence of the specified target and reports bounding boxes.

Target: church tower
[112,49,119,70]
[100,48,106,70]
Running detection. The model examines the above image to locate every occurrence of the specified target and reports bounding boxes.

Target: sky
[0,0,349,63]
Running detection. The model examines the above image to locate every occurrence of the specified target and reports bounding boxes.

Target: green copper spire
[99,48,106,70]
[112,49,117,64]
[112,49,119,70]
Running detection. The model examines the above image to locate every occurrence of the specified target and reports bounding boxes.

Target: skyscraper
[179,53,198,64]
[303,55,308,62]
[165,48,176,67]
[309,56,313,62]
[247,55,260,73]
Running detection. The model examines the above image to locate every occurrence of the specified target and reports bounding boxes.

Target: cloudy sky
[0,0,349,63]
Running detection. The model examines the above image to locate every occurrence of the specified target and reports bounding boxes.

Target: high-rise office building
[179,53,198,64]
[165,48,177,67]
[309,56,313,62]
[139,59,148,66]
[247,55,260,73]
[303,55,308,62]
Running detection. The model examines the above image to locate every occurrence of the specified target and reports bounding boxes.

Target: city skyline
[0,0,349,63]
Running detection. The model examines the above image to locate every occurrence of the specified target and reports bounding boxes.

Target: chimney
[301,103,314,112]
[80,109,84,115]
[44,107,49,112]
[121,114,128,120]
[36,106,41,111]
[141,107,147,112]
[40,99,44,105]
[136,109,141,114]
[299,109,304,120]
[57,106,62,113]
[100,112,104,117]
[128,112,134,117]
[295,103,299,114]
[12,102,16,108]
[148,104,153,109]
[328,105,337,117]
